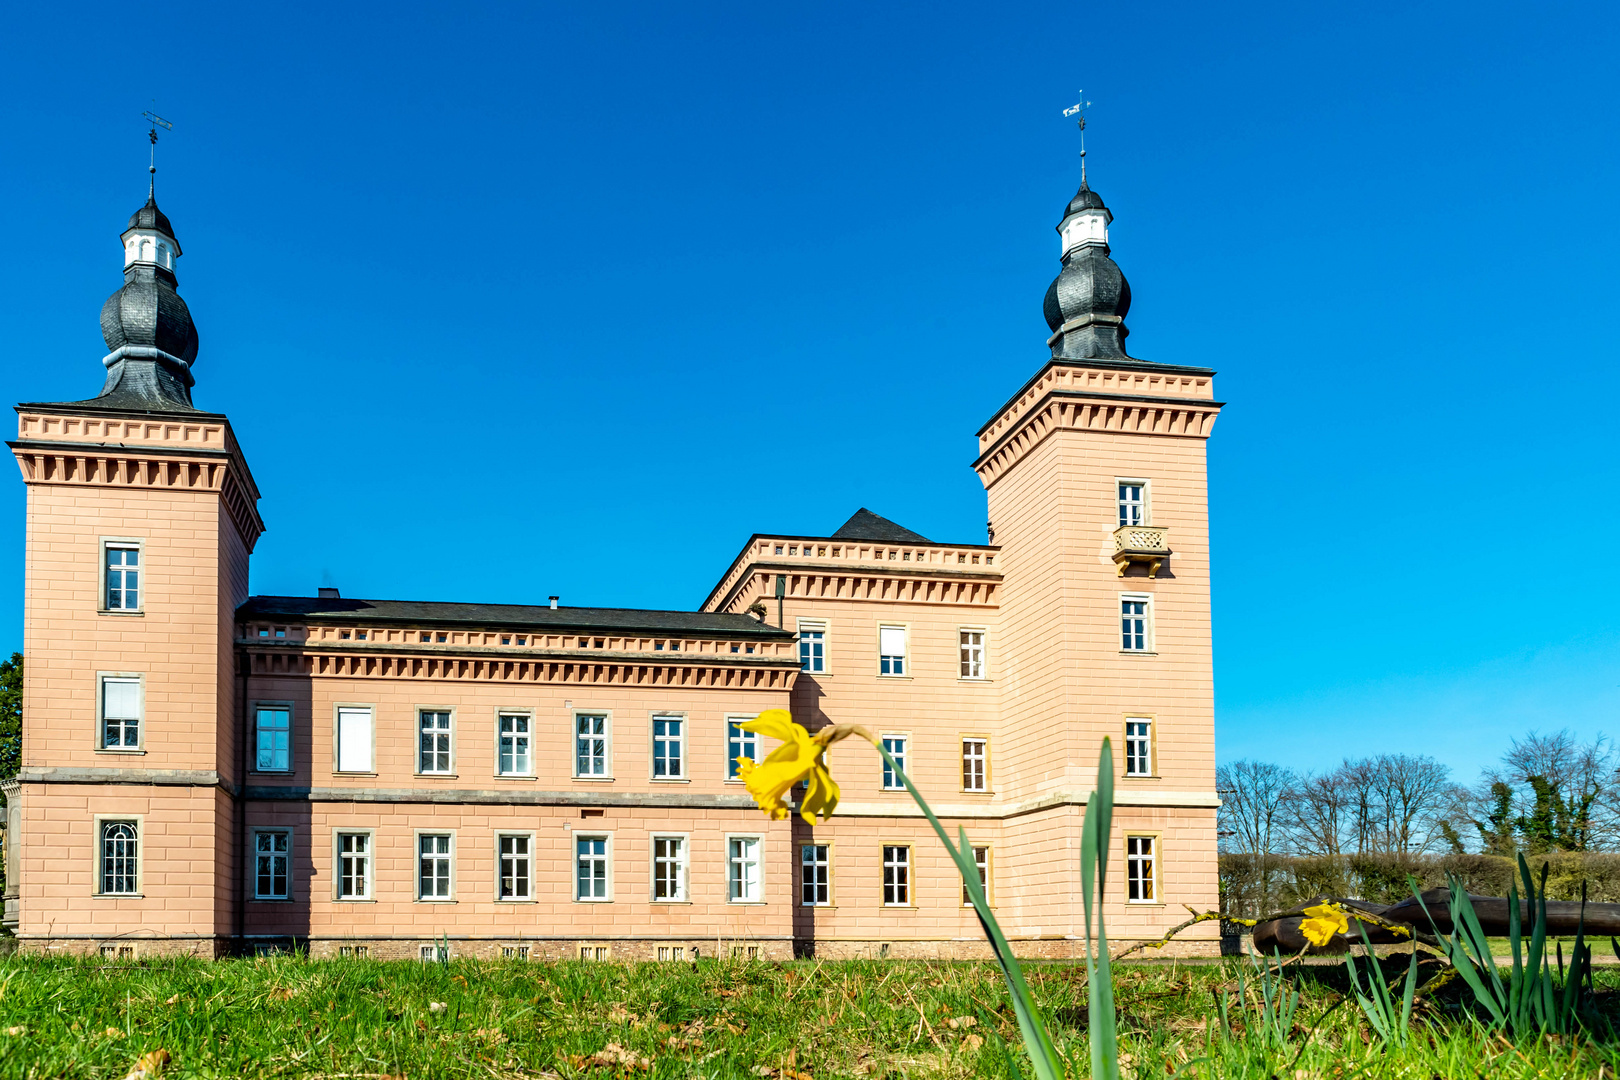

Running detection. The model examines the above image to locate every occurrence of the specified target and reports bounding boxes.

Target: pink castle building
[0,167,1223,960]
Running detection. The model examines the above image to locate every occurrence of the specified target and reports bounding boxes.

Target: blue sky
[2,1,1616,783]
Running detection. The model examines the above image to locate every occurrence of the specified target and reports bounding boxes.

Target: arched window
[140,238,153,261]
[101,821,139,894]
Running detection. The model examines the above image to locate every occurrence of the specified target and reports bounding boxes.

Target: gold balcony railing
[1112,525,1170,578]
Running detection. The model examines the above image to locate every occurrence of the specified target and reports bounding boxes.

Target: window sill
[94,893,144,899]
[572,776,615,782]
[249,898,296,904]
[881,904,915,910]
[332,772,378,778]
[494,774,538,781]
[495,898,536,904]
[333,898,377,903]
[1119,651,1159,657]
[727,900,766,906]
[97,610,145,617]
[574,898,614,904]
[652,899,693,905]
[957,678,992,684]
[1122,774,1161,781]
[876,675,913,681]
[650,778,691,784]
[959,789,994,796]
[414,773,458,780]
[96,748,146,755]
[416,898,457,904]
[250,769,292,776]
[1127,900,1166,908]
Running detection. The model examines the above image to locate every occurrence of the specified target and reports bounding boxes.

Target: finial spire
[1062,93,1091,185]
[142,110,172,196]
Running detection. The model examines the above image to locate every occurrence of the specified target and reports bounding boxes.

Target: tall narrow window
[337,833,371,899]
[727,719,759,779]
[1125,720,1152,777]
[418,710,452,774]
[499,834,531,899]
[498,713,531,776]
[959,630,985,679]
[1121,597,1149,652]
[652,836,687,901]
[961,738,988,791]
[881,735,907,790]
[336,707,373,773]
[652,716,684,778]
[882,845,910,906]
[575,714,608,777]
[105,546,140,610]
[1127,836,1156,902]
[100,677,141,749]
[254,829,290,900]
[801,844,830,906]
[1118,482,1146,528]
[798,621,826,673]
[256,706,291,772]
[418,834,452,899]
[878,626,907,676]
[729,837,761,901]
[576,836,609,900]
[100,821,139,895]
[963,845,990,905]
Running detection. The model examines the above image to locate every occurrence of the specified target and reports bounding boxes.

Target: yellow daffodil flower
[735,709,844,826]
[1298,902,1351,947]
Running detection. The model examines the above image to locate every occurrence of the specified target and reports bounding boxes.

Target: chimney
[549,596,559,610]
[318,587,340,599]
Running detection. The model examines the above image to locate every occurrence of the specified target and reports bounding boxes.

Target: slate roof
[829,508,931,544]
[237,595,795,639]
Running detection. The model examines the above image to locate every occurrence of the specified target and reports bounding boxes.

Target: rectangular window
[959,630,985,679]
[728,837,761,902]
[100,821,139,895]
[963,845,990,905]
[1127,836,1156,902]
[100,676,141,749]
[1118,481,1146,528]
[254,829,290,900]
[420,944,448,963]
[727,719,760,780]
[798,621,826,673]
[576,836,609,900]
[498,713,531,776]
[1121,596,1150,652]
[418,834,452,899]
[503,945,530,960]
[575,714,609,777]
[105,545,140,610]
[255,706,291,772]
[418,710,452,774]
[961,738,987,792]
[652,715,684,778]
[337,832,371,899]
[882,845,910,906]
[878,625,907,676]
[881,735,907,790]
[801,844,830,906]
[336,707,373,773]
[1125,720,1152,777]
[652,836,688,901]
[499,834,532,899]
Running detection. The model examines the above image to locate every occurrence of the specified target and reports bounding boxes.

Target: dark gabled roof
[236,595,794,639]
[830,508,931,544]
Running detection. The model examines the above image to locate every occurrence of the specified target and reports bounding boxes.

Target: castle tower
[3,187,263,952]
[975,179,1223,946]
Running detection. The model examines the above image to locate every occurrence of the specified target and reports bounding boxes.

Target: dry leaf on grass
[945,1016,977,1030]
[567,1042,653,1072]
[121,1049,170,1080]
[963,1034,984,1050]
[162,994,179,1006]
[4,1026,25,1036]
[428,1002,447,1014]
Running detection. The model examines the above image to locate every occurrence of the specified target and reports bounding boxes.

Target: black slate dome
[1043,182,1132,360]
[125,192,179,250]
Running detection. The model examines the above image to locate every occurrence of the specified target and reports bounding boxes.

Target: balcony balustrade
[1112,525,1171,578]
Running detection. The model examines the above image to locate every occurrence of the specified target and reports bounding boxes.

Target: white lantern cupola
[121,189,183,273]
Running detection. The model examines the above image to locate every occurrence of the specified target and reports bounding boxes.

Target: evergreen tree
[0,652,18,785]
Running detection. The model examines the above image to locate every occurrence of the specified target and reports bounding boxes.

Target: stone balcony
[1112,524,1171,577]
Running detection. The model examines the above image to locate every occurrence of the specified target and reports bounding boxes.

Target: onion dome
[90,189,199,409]
[1042,180,1131,360]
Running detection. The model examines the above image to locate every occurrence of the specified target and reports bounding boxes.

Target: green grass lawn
[2,954,1620,1079]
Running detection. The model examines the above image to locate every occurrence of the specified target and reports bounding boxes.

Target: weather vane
[142,108,173,193]
[1062,93,1091,184]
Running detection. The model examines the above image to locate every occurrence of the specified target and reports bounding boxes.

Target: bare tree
[1485,730,1617,852]
[1290,770,1350,857]
[1374,753,1455,854]
[1216,760,1297,857]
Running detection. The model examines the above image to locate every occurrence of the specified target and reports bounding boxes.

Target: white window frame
[797,618,828,674]
[961,736,989,792]
[726,715,760,781]
[1124,717,1154,777]
[574,833,612,902]
[958,627,986,680]
[650,713,686,780]
[650,833,690,902]
[727,834,763,903]
[963,844,991,906]
[882,844,911,907]
[877,623,908,677]
[415,830,455,902]
[251,827,292,901]
[100,537,144,614]
[416,707,455,776]
[801,842,832,907]
[420,943,449,963]
[1120,593,1154,653]
[1116,478,1149,528]
[573,712,612,779]
[333,704,376,775]
[496,832,535,901]
[880,734,908,791]
[334,829,374,900]
[497,711,533,777]
[1126,834,1159,903]
[253,702,293,773]
[94,815,143,896]
[97,673,144,752]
